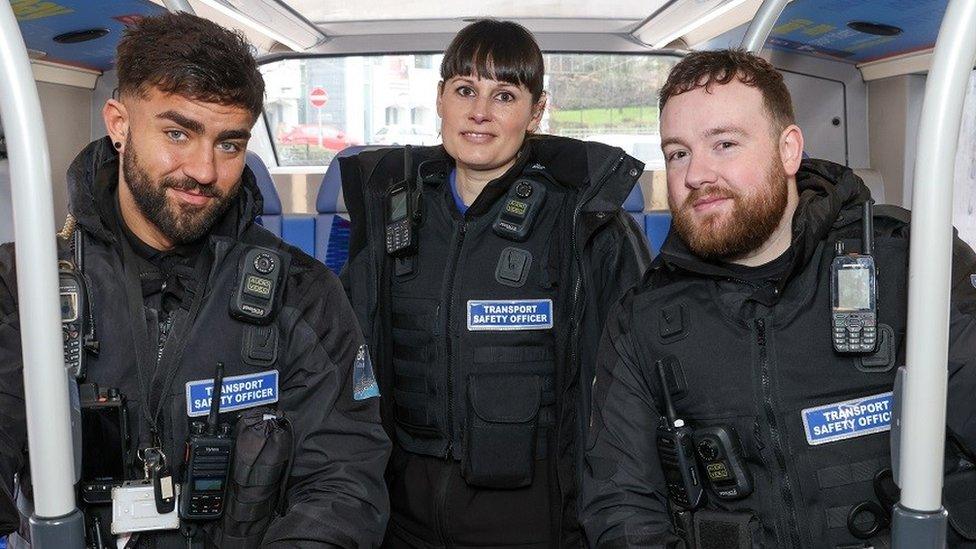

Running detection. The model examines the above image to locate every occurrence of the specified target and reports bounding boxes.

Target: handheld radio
[830,201,878,354]
[492,177,547,242]
[693,425,753,500]
[60,231,97,378]
[385,146,419,257]
[655,360,704,510]
[180,362,233,520]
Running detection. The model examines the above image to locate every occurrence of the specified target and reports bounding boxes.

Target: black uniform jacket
[339,135,653,541]
[582,159,976,548]
[0,138,391,547]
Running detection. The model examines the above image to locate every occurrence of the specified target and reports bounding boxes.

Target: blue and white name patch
[801,391,893,445]
[467,299,553,331]
[185,370,279,417]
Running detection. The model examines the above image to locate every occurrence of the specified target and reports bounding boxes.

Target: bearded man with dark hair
[0,12,389,548]
[580,49,976,548]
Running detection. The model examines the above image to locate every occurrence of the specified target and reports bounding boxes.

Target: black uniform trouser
[383,445,554,548]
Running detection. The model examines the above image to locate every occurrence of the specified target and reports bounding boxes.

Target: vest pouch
[462,374,542,489]
[211,407,293,548]
[391,297,439,435]
[693,510,762,549]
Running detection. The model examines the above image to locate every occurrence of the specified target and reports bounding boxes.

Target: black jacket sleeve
[579,212,651,421]
[590,212,652,332]
[947,234,976,455]
[261,266,391,548]
[0,243,25,534]
[580,295,684,548]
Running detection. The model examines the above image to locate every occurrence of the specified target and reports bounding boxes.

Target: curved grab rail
[0,1,84,546]
[163,0,196,15]
[894,0,976,545]
[740,0,791,53]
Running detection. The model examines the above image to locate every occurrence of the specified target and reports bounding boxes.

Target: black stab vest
[73,234,285,479]
[638,229,911,548]
[389,166,577,473]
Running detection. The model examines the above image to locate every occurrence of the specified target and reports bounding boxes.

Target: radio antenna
[206,362,225,435]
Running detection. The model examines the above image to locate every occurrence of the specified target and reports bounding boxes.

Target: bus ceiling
[8,0,959,87]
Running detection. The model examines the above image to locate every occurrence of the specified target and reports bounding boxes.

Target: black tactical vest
[389,164,577,488]
[75,233,286,483]
[638,220,914,548]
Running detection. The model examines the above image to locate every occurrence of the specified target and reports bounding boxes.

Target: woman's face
[437,74,544,173]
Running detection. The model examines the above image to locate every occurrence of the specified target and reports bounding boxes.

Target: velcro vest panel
[389,173,575,464]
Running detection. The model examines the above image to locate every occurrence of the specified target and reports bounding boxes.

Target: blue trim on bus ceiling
[763,0,947,64]
[13,0,165,72]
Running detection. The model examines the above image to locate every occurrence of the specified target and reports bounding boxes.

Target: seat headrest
[623,183,644,212]
[316,145,387,214]
[245,151,281,215]
[852,168,886,204]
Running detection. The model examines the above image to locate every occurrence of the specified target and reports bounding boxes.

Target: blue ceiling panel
[766,0,947,64]
[11,0,165,72]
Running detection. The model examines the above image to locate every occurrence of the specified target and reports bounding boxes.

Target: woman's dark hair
[440,19,545,102]
[116,12,265,119]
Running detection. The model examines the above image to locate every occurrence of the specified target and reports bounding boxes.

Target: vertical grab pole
[894,0,976,547]
[0,2,85,547]
[740,0,791,53]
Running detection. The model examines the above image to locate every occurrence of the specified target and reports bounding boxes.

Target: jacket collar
[66,137,265,244]
[657,158,872,282]
[401,134,642,212]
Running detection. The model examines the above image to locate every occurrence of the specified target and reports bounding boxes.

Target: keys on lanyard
[141,446,176,514]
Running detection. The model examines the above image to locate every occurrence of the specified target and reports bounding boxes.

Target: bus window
[952,70,976,250]
[261,53,679,175]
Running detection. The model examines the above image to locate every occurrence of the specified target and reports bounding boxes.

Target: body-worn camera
[492,178,547,242]
[230,247,284,325]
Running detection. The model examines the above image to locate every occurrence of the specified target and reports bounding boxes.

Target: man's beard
[671,156,789,262]
[121,135,238,245]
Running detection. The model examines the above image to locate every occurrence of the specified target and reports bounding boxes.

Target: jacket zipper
[558,153,626,541]
[444,220,466,459]
[755,318,802,547]
[567,153,625,392]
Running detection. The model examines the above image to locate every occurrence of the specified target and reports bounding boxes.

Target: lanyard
[118,234,210,449]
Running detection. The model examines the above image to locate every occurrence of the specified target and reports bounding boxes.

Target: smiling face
[104,87,254,250]
[660,79,803,264]
[437,74,544,176]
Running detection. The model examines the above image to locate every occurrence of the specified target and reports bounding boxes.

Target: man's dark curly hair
[116,12,265,119]
[659,49,795,133]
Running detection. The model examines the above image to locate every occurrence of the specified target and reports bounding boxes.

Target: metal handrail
[163,0,196,15]
[0,1,84,546]
[740,0,791,53]
[893,0,976,546]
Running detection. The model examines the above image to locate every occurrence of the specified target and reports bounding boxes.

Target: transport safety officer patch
[801,391,893,445]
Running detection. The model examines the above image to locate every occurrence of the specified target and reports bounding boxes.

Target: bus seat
[645,211,672,258]
[281,215,317,259]
[623,183,645,228]
[315,146,385,273]
[245,151,283,237]
[853,169,887,204]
